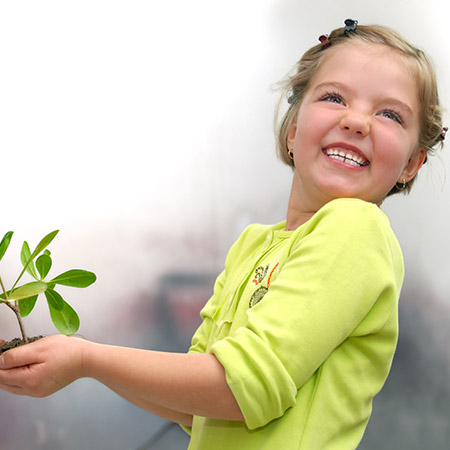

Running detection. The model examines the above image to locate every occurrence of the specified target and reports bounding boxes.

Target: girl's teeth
[325,149,368,167]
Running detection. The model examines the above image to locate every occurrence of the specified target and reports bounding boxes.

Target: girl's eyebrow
[313,81,414,115]
[312,81,348,93]
[380,97,414,115]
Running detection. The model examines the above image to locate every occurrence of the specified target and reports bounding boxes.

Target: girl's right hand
[0,335,86,397]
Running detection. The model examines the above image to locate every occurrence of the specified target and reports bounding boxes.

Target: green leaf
[0,231,13,261]
[19,295,38,317]
[44,289,64,310]
[47,297,80,335]
[8,281,47,301]
[14,230,59,289]
[36,253,52,280]
[32,230,59,258]
[21,241,39,280]
[49,269,96,288]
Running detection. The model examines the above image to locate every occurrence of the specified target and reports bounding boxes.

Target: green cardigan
[186,198,404,450]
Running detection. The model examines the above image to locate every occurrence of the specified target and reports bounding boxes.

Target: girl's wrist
[74,336,96,380]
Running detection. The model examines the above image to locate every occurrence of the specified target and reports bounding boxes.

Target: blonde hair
[274,23,445,196]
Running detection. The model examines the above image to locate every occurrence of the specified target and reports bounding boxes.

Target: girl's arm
[101,385,194,426]
[0,335,244,424]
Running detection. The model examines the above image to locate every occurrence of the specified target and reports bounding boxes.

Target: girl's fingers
[0,363,30,395]
[0,343,42,370]
[0,377,25,395]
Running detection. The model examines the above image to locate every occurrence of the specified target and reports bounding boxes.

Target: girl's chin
[318,186,384,204]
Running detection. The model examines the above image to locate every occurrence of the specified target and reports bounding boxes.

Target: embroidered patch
[253,265,269,284]
[249,262,279,308]
[249,286,268,308]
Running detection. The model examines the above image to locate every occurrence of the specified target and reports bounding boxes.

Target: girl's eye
[380,110,403,125]
[319,92,345,105]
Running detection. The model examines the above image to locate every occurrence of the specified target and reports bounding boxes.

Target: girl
[0,20,446,450]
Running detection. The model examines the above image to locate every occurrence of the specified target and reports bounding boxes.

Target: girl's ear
[401,148,427,182]
[287,121,297,149]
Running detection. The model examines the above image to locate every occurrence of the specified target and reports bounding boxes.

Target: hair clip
[344,18,358,36]
[439,126,448,141]
[287,88,298,105]
[318,34,331,49]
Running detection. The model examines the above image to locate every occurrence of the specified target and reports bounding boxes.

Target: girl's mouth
[323,148,370,167]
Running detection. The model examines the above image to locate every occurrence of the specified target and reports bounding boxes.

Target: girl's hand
[0,335,86,397]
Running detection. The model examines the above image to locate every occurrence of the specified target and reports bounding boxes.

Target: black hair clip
[287,92,296,104]
[318,34,331,49]
[439,127,448,141]
[344,18,358,36]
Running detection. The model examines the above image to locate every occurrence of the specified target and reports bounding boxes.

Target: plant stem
[0,273,7,299]
[12,303,29,343]
[0,273,29,343]
[10,265,28,293]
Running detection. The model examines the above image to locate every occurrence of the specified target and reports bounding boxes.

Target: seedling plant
[0,230,96,344]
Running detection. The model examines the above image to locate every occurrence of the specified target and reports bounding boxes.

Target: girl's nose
[339,110,370,136]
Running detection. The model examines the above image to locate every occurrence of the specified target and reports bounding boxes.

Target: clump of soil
[0,336,44,355]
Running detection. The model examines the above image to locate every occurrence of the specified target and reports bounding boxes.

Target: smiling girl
[0,20,446,450]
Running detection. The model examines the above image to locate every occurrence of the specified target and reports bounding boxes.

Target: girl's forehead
[317,42,406,73]
[310,42,419,96]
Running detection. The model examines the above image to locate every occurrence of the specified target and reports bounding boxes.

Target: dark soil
[0,336,44,355]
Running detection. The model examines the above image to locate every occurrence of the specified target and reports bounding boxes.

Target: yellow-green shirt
[186,198,404,449]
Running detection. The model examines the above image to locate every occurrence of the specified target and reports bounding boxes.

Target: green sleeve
[211,199,404,429]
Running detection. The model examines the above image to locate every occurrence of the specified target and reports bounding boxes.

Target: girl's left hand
[0,335,86,397]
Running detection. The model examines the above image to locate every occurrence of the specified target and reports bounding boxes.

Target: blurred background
[0,0,449,448]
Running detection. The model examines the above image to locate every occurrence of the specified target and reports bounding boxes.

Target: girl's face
[287,42,425,210]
